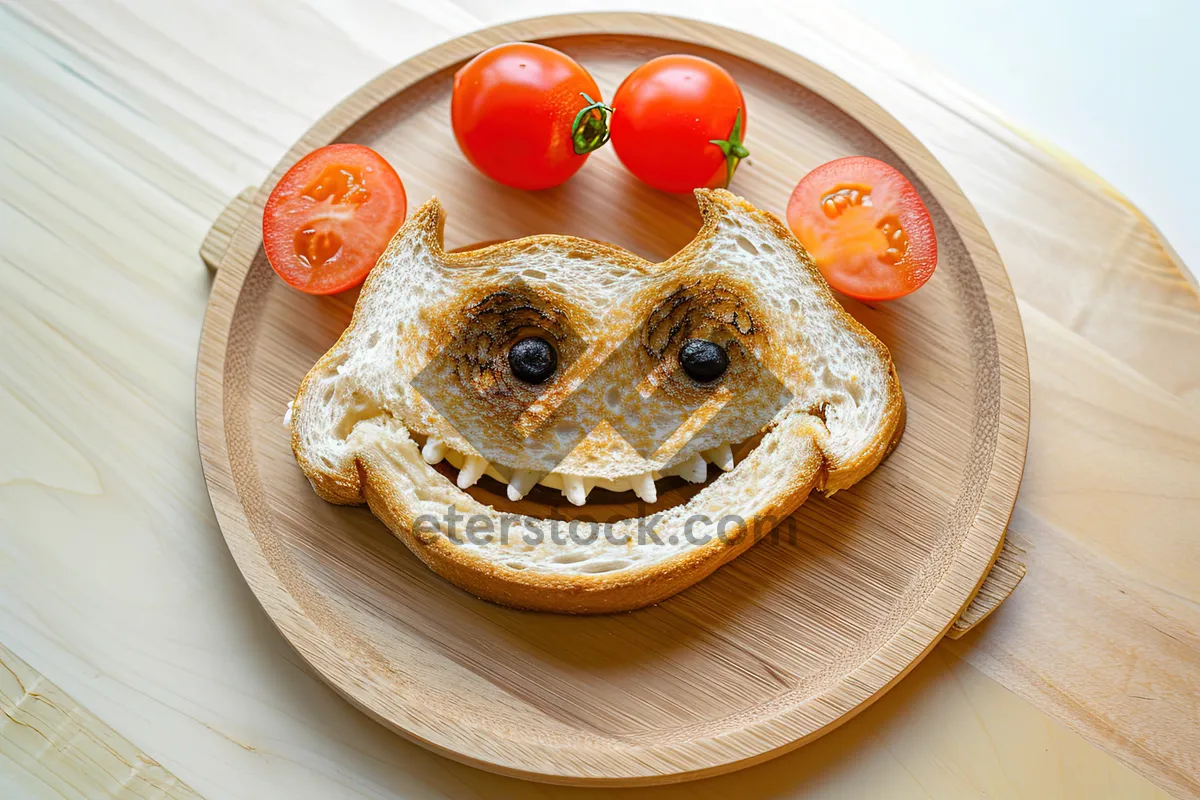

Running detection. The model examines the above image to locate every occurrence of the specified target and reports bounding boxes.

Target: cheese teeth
[456,455,488,489]
[422,437,447,465]
[630,472,657,504]
[428,435,736,506]
[677,454,708,484]
[561,474,590,506]
[703,443,735,472]
[507,469,539,502]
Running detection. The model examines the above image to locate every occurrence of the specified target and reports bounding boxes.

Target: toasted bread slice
[289,189,904,613]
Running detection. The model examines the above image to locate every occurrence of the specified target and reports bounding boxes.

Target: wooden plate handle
[200,186,256,271]
[197,188,1025,634]
[947,536,1025,638]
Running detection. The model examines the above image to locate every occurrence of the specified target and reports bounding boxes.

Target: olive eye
[679,338,729,383]
[508,336,558,384]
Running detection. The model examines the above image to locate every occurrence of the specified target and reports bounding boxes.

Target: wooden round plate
[197,13,1029,786]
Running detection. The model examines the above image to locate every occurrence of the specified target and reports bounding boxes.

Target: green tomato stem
[571,93,613,155]
[708,108,750,188]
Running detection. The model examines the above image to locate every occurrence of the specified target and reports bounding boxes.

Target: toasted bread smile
[421,430,748,506]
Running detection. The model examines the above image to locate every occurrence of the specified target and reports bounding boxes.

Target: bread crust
[291,190,905,613]
[358,437,823,614]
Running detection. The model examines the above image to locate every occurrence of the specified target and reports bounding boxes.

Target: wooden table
[2,2,1196,798]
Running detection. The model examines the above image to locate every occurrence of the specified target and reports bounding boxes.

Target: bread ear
[695,188,796,244]
[379,196,446,264]
[406,195,445,248]
[692,188,739,235]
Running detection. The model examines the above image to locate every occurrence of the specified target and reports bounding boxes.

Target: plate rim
[196,11,1030,786]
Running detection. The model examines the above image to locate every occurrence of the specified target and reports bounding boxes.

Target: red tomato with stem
[787,156,937,302]
[262,144,407,295]
[451,42,609,190]
[609,55,749,193]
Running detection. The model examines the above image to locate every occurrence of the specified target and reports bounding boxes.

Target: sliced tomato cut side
[263,143,407,295]
[786,156,937,302]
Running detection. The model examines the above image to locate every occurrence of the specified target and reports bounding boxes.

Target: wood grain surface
[196,17,1029,784]
[0,643,202,800]
[1,1,1195,798]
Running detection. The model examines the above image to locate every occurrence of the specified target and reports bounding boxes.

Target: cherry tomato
[609,55,749,193]
[786,157,937,302]
[451,43,608,190]
[262,144,407,295]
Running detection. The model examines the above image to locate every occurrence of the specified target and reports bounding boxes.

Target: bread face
[289,189,904,613]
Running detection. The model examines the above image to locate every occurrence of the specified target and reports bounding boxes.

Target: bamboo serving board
[195,14,1029,786]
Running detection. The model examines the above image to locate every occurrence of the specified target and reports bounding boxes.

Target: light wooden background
[1,2,1196,799]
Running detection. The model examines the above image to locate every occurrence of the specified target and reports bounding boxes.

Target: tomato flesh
[610,55,748,193]
[262,144,406,295]
[451,43,602,190]
[787,157,936,302]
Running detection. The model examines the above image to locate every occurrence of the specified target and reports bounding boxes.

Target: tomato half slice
[262,144,407,295]
[786,156,937,302]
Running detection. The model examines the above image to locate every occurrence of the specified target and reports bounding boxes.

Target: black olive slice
[679,339,729,383]
[508,336,557,384]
